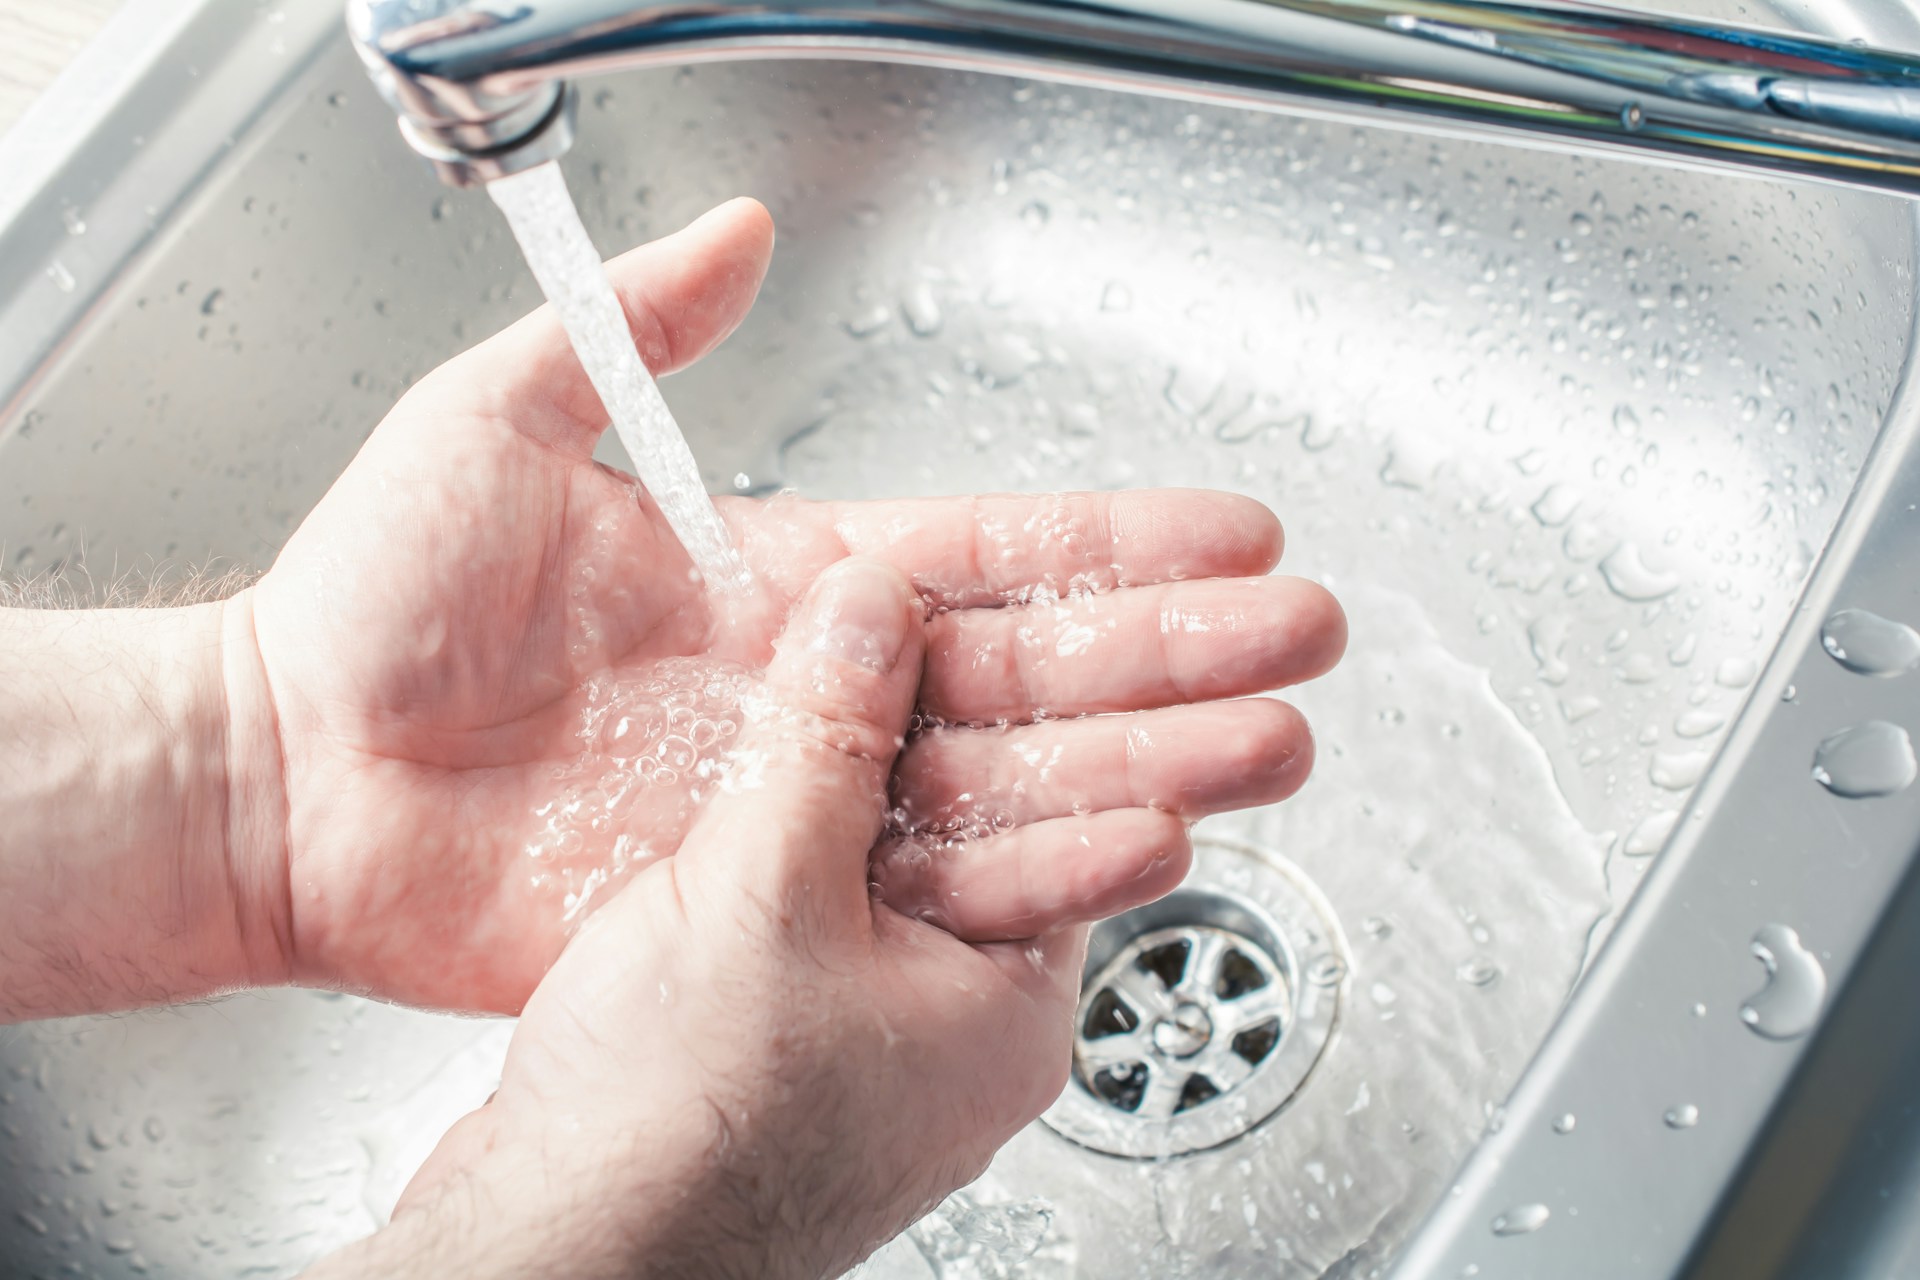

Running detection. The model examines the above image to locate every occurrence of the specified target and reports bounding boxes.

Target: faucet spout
[348,0,1920,194]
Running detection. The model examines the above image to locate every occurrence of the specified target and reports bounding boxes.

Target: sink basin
[4,2,1920,1277]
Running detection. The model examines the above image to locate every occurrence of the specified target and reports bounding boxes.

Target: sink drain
[1042,837,1345,1158]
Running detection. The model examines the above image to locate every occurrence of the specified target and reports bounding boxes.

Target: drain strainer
[1041,837,1345,1158]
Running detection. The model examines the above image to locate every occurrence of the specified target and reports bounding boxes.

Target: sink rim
[3,3,1920,1276]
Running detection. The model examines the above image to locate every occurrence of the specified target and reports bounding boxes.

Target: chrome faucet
[347,0,1920,193]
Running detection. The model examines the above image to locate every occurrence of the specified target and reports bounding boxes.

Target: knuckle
[765,683,903,767]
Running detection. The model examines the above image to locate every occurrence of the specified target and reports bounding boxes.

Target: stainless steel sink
[4,2,1920,1277]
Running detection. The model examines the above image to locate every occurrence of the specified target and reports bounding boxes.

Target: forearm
[302,1102,842,1280]
[0,593,289,1019]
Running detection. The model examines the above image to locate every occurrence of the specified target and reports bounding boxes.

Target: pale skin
[0,198,1345,1276]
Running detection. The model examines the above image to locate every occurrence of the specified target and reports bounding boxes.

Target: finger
[674,557,924,930]
[895,698,1313,831]
[873,809,1191,942]
[920,575,1345,724]
[453,197,776,454]
[726,489,1283,608]
[979,925,1092,1011]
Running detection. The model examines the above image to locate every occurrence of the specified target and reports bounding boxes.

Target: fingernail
[805,559,911,673]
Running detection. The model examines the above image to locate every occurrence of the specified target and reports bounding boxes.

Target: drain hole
[1045,844,1348,1158]
[1176,1074,1221,1113]
[1231,1018,1282,1065]
[1091,1062,1148,1112]
[1216,948,1270,1000]
[1136,938,1191,990]
[1082,988,1139,1040]
[1070,923,1293,1124]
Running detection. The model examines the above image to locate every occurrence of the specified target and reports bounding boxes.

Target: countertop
[0,0,120,136]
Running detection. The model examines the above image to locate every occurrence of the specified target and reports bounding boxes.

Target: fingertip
[1266,576,1349,686]
[1041,809,1191,928]
[1313,583,1349,672]
[608,195,776,374]
[1106,810,1193,908]
[1241,697,1315,803]
[788,556,923,679]
[1230,494,1286,572]
[1112,489,1285,584]
[719,195,776,253]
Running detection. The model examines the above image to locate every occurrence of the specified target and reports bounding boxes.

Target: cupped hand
[237,198,1344,1013]
[311,559,1117,1280]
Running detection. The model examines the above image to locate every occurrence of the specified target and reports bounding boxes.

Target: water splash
[524,657,762,919]
[488,163,748,591]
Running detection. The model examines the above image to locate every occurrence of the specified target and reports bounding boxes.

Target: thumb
[449,196,775,456]
[677,558,925,933]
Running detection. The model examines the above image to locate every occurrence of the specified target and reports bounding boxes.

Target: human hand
[230,198,1344,1013]
[306,558,1113,1280]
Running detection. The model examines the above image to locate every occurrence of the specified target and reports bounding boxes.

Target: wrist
[216,588,294,990]
[0,593,289,1018]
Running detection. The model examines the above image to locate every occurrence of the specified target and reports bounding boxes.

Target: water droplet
[1674,710,1725,739]
[1456,957,1500,987]
[967,332,1041,386]
[1530,483,1581,527]
[1307,954,1347,986]
[1812,721,1917,798]
[1553,1112,1577,1135]
[1020,200,1051,230]
[1665,1103,1699,1129]
[1715,657,1757,688]
[1528,614,1571,684]
[1380,448,1430,490]
[1561,695,1602,723]
[1738,922,1826,1041]
[46,260,75,292]
[1820,608,1920,677]
[1621,100,1645,130]
[1300,417,1340,451]
[60,206,86,236]
[201,288,225,316]
[1099,281,1133,312]
[1599,542,1680,601]
[1620,653,1659,684]
[1491,1203,1550,1236]
[902,284,943,337]
[843,304,890,338]
[1650,750,1710,791]
[1624,810,1679,856]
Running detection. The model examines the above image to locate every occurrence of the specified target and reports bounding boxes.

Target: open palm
[244,199,1344,1013]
